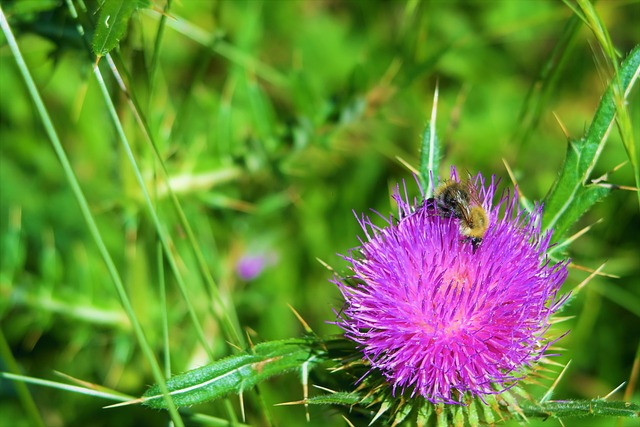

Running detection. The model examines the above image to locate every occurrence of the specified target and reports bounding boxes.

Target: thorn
[592,182,638,192]
[395,156,420,175]
[552,219,603,254]
[245,329,255,350]
[525,378,547,387]
[538,357,566,367]
[151,5,176,20]
[315,257,335,273]
[589,160,637,191]
[287,304,313,334]
[541,360,572,403]
[301,360,310,422]
[239,391,246,422]
[537,369,558,385]
[489,399,507,422]
[312,384,338,394]
[610,160,629,174]
[552,111,570,139]
[103,397,145,409]
[501,158,531,210]
[569,261,619,279]
[511,400,527,422]
[53,371,99,389]
[226,340,243,352]
[273,399,306,406]
[549,315,575,325]
[342,415,357,427]
[369,401,390,425]
[54,371,133,403]
[603,381,626,400]
[568,218,602,241]
[574,262,608,294]
[502,158,518,189]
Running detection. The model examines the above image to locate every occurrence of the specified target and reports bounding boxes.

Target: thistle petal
[334,169,570,405]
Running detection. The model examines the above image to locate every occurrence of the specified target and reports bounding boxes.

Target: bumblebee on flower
[333,167,570,407]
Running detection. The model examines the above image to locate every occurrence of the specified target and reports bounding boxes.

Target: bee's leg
[424,197,437,212]
[471,238,482,253]
[460,236,482,253]
[435,200,456,218]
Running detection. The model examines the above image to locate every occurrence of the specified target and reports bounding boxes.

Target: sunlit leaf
[542,45,640,241]
[91,0,150,57]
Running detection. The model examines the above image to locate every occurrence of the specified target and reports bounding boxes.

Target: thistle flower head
[334,168,569,405]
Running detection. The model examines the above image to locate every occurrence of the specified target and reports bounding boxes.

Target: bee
[426,180,489,252]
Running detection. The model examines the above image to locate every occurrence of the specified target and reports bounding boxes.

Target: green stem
[521,399,640,419]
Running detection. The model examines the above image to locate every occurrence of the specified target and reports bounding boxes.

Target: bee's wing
[464,179,483,207]
[456,201,473,225]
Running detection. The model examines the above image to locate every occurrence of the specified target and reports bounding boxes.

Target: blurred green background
[1,0,638,426]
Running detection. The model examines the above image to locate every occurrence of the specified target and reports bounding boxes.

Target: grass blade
[0,333,45,427]
[0,7,184,426]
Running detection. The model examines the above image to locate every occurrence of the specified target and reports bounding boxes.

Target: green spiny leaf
[467,398,481,427]
[452,405,466,427]
[142,338,323,409]
[542,45,640,241]
[436,403,449,427]
[91,0,151,57]
[520,399,640,419]
[304,392,364,406]
[542,137,612,240]
[480,395,498,424]
[419,86,441,197]
[391,399,414,425]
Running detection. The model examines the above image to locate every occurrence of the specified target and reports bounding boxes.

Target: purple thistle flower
[333,168,570,405]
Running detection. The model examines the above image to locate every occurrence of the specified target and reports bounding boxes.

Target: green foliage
[543,46,640,242]
[142,338,324,409]
[92,0,150,57]
[521,398,640,419]
[419,87,441,197]
[305,392,363,406]
[1,1,638,426]
[303,384,536,427]
[1,0,59,16]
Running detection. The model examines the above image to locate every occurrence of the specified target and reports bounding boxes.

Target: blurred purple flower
[333,169,570,405]
[236,252,277,281]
